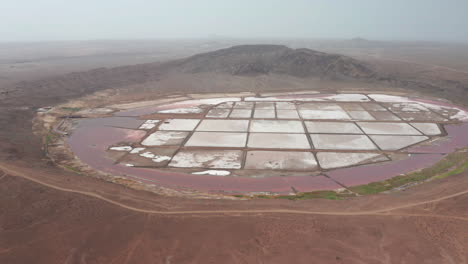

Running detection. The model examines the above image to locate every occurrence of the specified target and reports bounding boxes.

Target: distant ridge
[2,45,466,108]
[176,45,377,79]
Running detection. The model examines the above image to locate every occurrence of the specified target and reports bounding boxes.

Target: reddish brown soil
[1,161,467,263]
[0,43,467,263]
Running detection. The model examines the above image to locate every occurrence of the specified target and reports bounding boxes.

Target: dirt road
[1,163,467,221]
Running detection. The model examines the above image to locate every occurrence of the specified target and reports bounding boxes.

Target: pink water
[66,95,467,193]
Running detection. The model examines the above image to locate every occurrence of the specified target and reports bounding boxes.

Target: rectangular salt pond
[158,119,200,131]
[141,131,189,146]
[357,122,422,135]
[244,151,317,170]
[299,110,351,120]
[250,120,304,133]
[310,134,377,150]
[196,120,249,132]
[185,132,247,147]
[248,133,311,149]
[305,122,363,134]
[169,150,243,169]
[206,108,230,118]
[254,109,276,119]
[229,109,252,118]
[276,110,300,119]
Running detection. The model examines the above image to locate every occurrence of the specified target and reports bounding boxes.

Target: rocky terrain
[1,45,377,105]
[174,45,377,79]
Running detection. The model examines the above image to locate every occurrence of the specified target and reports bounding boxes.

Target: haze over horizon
[1,0,468,43]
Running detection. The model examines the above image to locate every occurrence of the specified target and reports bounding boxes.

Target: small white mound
[145,120,160,124]
[139,152,156,159]
[152,155,171,163]
[139,120,159,129]
[130,147,145,154]
[138,124,155,129]
[109,146,132,151]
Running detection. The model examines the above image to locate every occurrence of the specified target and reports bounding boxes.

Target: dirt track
[1,163,467,221]
[1,162,467,263]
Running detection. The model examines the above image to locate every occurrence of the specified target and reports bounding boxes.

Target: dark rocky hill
[175,45,377,79]
[2,45,467,109]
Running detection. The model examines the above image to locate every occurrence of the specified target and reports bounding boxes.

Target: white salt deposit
[206,108,231,118]
[299,110,351,120]
[369,135,429,150]
[196,119,249,132]
[158,119,200,131]
[214,102,234,108]
[145,120,160,124]
[149,98,240,115]
[368,94,411,103]
[357,122,422,135]
[152,155,171,163]
[139,123,157,129]
[141,131,188,146]
[389,103,429,112]
[253,109,276,118]
[159,98,240,109]
[410,123,441,135]
[194,98,240,105]
[109,146,132,151]
[138,120,160,129]
[449,110,468,121]
[139,152,156,159]
[130,147,145,154]
[250,120,304,133]
[233,101,254,109]
[245,94,369,102]
[255,102,275,109]
[299,103,343,110]
[260,90,319,97]
[185,132,247,147]
[192,170,231,176]
[158,107,203,114]
[275,102,297,110]
[368,94,467,121]
[317,152,384,169]
[324,94,370,102]
[276,110,300,119]
[229,109,252,118]
[245,97,294,102]
[347,111,375,120]
[310,134,377,150]
[169,150,242,169]
[248,133,311,149]
[305,122,363,134]
[244,151,317,170]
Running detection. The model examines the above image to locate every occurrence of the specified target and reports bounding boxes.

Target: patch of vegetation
[62,165,81,174]
[233,150,468,200]
[350,151,468,195]
[44,132,57,145]
[434,161,468,180]
[276,191,342,200]
[234,190,350,200]
[61,107,82,112]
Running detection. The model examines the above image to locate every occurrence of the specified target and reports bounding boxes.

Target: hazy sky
[2,0,467,42]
